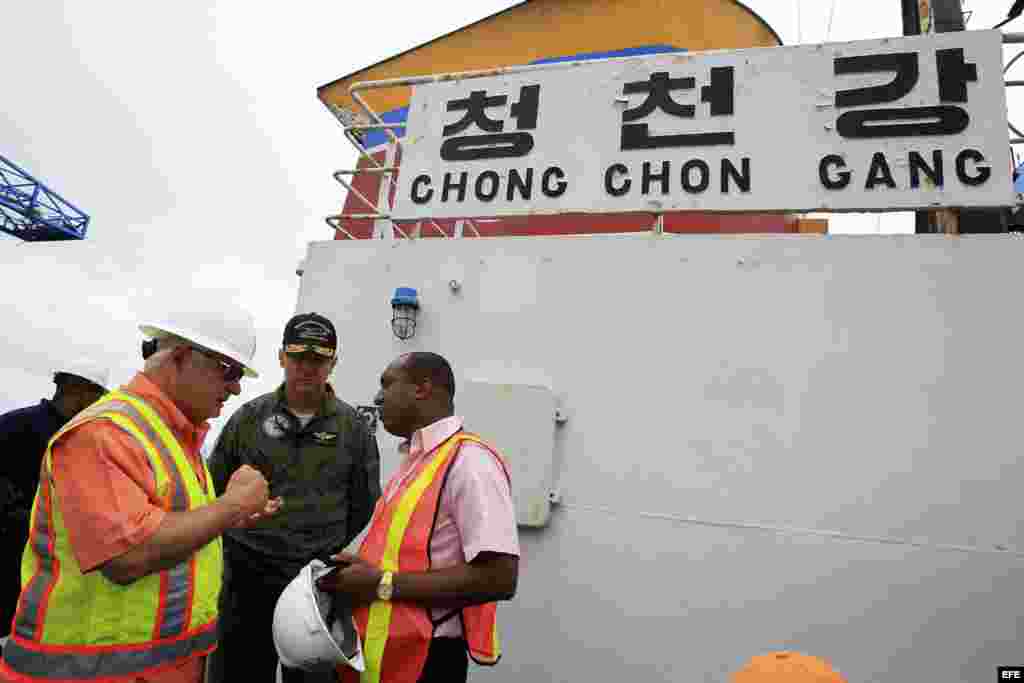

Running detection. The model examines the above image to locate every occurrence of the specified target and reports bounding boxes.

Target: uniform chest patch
[263,414,289,439]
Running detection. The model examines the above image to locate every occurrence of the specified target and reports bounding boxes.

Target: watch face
[377,573,394,600]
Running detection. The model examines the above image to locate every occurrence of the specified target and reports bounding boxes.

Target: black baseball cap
[282,313,338,358]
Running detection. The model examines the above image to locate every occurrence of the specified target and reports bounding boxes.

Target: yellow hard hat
[731,652,847,683]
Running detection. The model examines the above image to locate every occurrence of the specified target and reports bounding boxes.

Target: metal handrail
[1005,34,1024,146]
[324,216,357,241]
[332,170,385,214]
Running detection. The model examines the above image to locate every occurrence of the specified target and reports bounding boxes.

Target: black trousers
[209,557,467,683]
[208,569,334,683]
[418,638,468,683]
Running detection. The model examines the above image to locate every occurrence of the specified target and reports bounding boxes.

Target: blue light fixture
[391,287,420,340]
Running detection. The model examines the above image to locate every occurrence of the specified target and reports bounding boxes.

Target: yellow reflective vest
[0,390,222,682]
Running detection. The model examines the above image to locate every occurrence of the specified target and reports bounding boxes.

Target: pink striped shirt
[382,416,519,637]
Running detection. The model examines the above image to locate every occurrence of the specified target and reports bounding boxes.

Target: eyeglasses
[190,347,245,383]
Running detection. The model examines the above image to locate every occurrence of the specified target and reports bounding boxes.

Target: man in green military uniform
[207,313,381,683]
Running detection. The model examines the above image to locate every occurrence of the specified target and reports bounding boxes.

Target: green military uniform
[207,383,381,683]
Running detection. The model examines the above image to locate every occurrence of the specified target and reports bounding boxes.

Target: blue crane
[0,155,89,241]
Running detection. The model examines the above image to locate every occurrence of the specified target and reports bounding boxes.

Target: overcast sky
[0,0,1017,445]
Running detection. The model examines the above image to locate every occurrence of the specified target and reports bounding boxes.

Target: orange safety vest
[339,432,509,683]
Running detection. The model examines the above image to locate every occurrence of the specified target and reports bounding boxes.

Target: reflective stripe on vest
[341,433,508,683]
[1,391,223,682]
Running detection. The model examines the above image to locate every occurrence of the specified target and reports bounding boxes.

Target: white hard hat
[57,358,110,390]
[139,304,259,378]
[273,560,365,673]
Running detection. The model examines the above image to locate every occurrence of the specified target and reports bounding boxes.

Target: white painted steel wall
[297,233,1024,682]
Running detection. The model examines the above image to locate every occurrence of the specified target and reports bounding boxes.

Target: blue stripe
[158,563,191,639]
[363,106,410,150]
[529,44,685,65]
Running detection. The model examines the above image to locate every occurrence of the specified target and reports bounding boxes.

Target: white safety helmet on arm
[273,559,365,673]
[139,302,259,378]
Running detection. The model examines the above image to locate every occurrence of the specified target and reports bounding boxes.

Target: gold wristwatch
[376,571,394,601]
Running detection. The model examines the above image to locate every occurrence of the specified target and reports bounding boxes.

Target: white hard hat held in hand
[273,559,365,673]
[139,302,260,378]
[58,358,111,391]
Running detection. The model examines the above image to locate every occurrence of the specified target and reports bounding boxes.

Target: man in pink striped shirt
[320,352,519,683]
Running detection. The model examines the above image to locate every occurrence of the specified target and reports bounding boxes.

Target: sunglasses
[284,343,336,358]
[191,347,245,382]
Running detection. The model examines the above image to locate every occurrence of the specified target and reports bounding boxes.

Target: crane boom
[0,155,89,241]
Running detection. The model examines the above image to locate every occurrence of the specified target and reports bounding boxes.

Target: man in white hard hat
[0,305,282,683]
[0,358,110,645]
